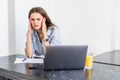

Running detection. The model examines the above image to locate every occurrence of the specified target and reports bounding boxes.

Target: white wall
[54,0,113,55]
[0,0,120,56]
[8,0,15,55]
[15,0,115,56]
[0,0,9,56]
[114,0,120,49]
[15,0,55,54]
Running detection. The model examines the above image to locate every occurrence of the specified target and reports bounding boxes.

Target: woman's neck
[36,29,43,41]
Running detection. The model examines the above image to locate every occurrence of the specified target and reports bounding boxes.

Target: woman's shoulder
[47,25,60,36]
[48,25,60,31]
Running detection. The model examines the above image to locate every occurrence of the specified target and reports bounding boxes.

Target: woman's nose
[34,20,37,23]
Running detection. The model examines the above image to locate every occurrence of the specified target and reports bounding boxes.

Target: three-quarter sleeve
[49,27,61,46]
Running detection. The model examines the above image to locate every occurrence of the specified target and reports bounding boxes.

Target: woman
[25,7,61,58]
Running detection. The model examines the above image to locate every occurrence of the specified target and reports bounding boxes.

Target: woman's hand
[41,18,48,38]
[25,22,34,58]
[28,22,33,36]
[41,18,49,53]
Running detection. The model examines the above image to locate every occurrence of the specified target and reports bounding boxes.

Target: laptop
[44,45,88,70]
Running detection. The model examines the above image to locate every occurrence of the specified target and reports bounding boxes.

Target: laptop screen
[44,45,88,70]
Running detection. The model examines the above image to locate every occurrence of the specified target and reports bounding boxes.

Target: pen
[22,58,27,62]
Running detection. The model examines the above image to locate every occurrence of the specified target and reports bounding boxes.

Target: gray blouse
[32,26,61,56]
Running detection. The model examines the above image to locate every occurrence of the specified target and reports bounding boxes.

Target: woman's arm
[42,18,50,54]
[25,23,33,58]
[25,32,33,58]
[43,33,49,54]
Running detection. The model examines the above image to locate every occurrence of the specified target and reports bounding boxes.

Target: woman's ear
[43,17,46,22]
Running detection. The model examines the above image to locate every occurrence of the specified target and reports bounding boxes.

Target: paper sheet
[14,58,43,64]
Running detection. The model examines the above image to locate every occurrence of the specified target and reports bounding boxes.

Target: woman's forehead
[30,13,43,18]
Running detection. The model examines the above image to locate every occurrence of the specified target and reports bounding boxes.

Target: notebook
[44,45,88,70]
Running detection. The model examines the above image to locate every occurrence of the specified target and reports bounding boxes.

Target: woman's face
[29,12,44,30]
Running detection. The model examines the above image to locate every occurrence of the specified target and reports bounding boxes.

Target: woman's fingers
[28,22,33,35]
[42,18,47,33]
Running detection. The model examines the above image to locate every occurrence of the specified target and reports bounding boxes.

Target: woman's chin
[33,27,40,30]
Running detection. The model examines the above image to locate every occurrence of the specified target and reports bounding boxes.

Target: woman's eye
[37,18,40,21]
[31,19,34,21]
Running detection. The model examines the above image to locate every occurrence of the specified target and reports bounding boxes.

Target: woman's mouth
[34,25,39,28]
[35,25,38,27]
[33,25,41,30]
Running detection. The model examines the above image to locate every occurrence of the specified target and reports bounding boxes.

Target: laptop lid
[44,45,88,70]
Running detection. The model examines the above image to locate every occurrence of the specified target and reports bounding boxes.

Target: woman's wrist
[43,33,48,42]
[43,38,49,42]
[27,31,32,37]
[43,33,48,39]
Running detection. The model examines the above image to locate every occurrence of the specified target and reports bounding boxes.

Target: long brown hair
[28,7,55,28]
